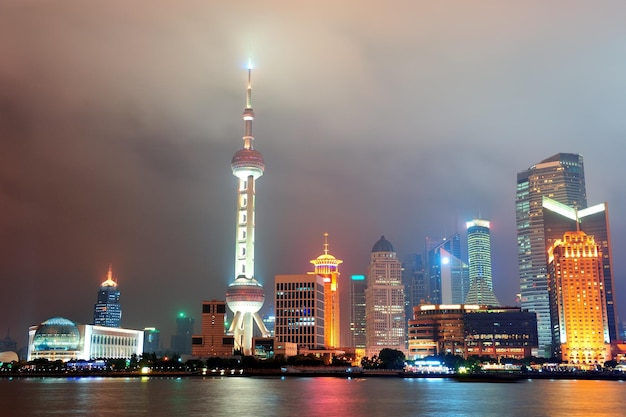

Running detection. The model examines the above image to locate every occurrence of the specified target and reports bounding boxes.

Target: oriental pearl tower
[225,62,270,356]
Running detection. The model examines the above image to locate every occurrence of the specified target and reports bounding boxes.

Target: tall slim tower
[225,63,270,356]
[516,153,587,357]
[365,236,406,358]
[465,219,499,306]
[93,266,122,328]
[310,233,343,348]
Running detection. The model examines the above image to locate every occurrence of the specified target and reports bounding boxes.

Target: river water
[1,376,624,417]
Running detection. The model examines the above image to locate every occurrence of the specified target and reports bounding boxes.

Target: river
[1,376,624,416]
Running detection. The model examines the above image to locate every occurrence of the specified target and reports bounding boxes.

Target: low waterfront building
[407,305,537,360]
[27,317,143,362]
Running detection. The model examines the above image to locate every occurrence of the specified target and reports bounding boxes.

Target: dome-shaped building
[372,235,395,253]
[32,317,81,352]
[28,316,144,362]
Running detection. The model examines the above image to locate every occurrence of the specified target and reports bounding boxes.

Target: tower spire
[242,60,255,151]
[227,63,270,355]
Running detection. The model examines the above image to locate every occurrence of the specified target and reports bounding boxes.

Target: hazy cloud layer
[2,0,625,346]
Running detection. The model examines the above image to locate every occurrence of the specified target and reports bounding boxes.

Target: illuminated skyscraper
[310,233,342,348]
[93,266,122,328]
[351,274,367,349]
[516,153,587,356]
[426,233,468,304]
[548,231,611,364]
[543,197,618,342]
[465,219,499,306]
[225,63,270,355]
[274,274,326,349]
[365,236,406,358]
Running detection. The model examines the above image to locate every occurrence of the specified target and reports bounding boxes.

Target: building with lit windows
[191,300,234,357]
[274,274,326,350]
[365,236,406,358]
[548,231,611,365]
[465,220,499,306]
[93,266,122,328]
[351,274,367,349]
[407,305,537,360]
[310,233,342,348]
[27,317,143,362]
[516,153,587,357]
[543,197,618,344]
[224,63,271,356]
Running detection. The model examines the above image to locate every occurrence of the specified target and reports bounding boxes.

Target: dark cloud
[2,0,626,348]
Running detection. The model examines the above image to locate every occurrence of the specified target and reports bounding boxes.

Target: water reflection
[0,376,624,417]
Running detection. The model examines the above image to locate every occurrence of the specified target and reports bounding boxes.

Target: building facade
[310,233,343,348]
[274,274,326,350]
[548,231,611,365]
[350,274,367,349]
[426,233,464,304]
[365,236,406,358]
[171,313,194,355]
[407,305,537,360]
[143,327,160,354]
[93,266,122,328]
[516,153,587,357]
[191,300,234,357]
[543,197,618,343]
[465,219,499,306]
[28,317,143,362]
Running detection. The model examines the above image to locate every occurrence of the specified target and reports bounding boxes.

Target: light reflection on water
[1,376,624,417]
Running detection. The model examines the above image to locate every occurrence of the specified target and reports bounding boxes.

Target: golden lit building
[548,230,611,365]
[310,233,343,348]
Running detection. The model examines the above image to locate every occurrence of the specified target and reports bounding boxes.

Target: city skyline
[2,1,626,347]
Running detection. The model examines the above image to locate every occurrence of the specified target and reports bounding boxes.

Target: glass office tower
[516,153,587,357]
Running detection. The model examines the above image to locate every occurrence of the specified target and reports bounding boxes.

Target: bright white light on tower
[441,257,450,265]
[247,59,254,70]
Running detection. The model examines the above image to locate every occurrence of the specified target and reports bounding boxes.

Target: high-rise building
[143,327,160,354]
[548,231,611,364]
[225,63,270,356]
[516,153,587,357]
[350,274,367,349]
[310,233,342,348]
[93,266,122,328]
[426,233,466,304]
[543,197,618,343]
[274,274,326,350]
[402,253,428,314]
[465,219,499,306]
[171,313,194,355]
[365,236,406,358]
[191,300,234,357]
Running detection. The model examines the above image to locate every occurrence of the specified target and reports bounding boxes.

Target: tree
[378,349,405,370]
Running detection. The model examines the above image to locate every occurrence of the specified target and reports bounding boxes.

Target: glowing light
[441,257,450,265]
[352,275,365,281]
[247,58,254,70]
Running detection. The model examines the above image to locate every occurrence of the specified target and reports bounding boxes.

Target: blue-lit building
[93,266,122,328]
[426,233,468,304]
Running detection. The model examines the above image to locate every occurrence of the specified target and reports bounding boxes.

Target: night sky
[2,1,626,349]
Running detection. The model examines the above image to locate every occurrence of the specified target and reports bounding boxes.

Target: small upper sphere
[231,149,265,179]
[372,235,395,253]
